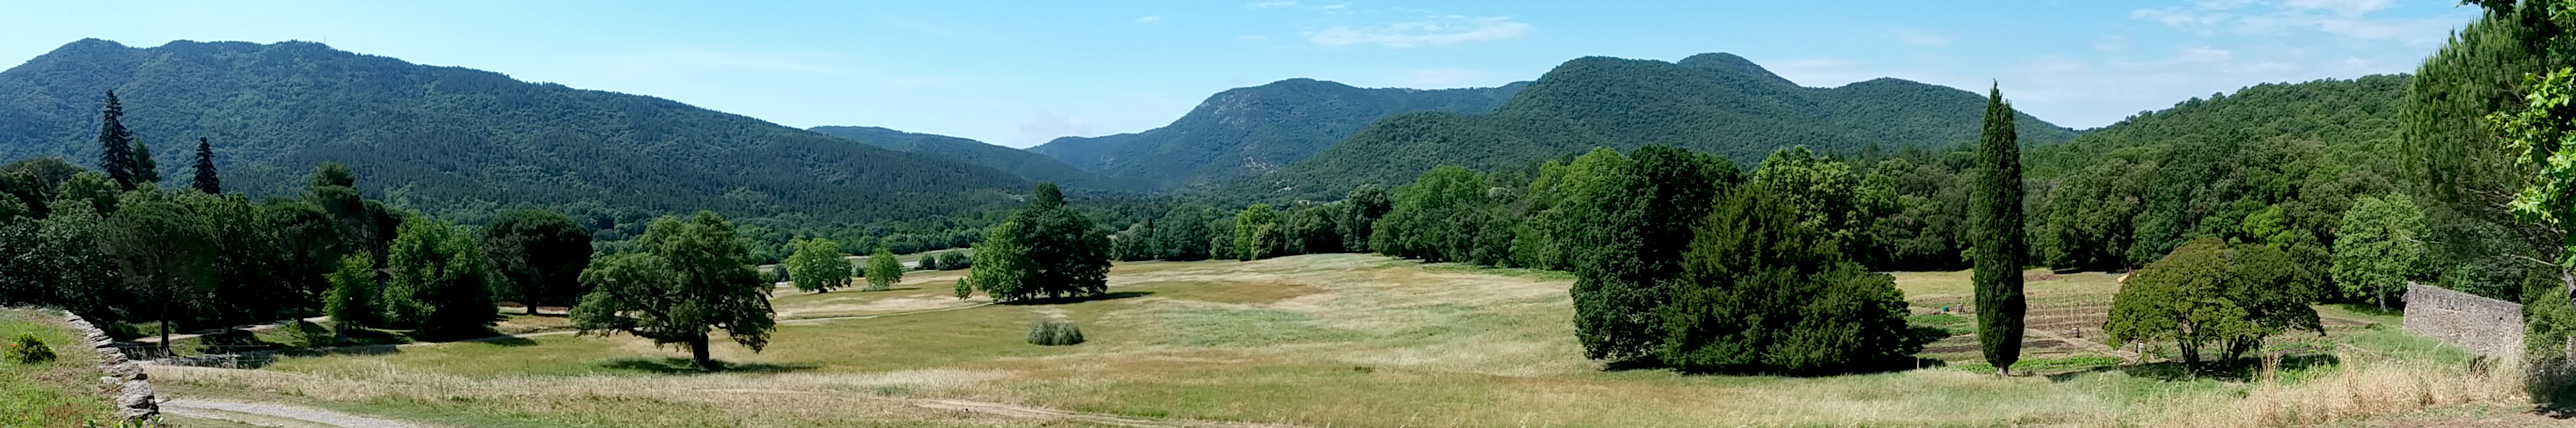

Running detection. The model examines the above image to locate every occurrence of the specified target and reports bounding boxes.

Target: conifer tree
[96,91,136,190]
[131,140,160,185]
[1971,83,2029,375]
[191,138,220,194]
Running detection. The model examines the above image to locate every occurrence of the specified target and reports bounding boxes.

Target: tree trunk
[158,290,172,357]
[690,336,714,371]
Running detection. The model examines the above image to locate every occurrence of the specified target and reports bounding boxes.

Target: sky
[0,0,2484,148]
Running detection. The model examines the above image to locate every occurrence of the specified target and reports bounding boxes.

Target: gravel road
[161,399,434,428]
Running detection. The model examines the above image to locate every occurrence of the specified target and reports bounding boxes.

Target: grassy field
[149,254,2536,427]
[1,308,122,427]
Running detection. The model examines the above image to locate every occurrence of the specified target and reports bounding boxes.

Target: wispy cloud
[1133,15,1162,24]
[2130,0,2452,44]
[1248,1,1299,9]
[1308,16,1531,48]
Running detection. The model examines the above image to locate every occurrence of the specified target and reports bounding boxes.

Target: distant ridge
[1233,54,2081,200]
[808,125,1134,191]
[0,39,1028,221]
[1028,77,1527,192]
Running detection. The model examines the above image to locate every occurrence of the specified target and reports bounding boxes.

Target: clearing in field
[150,254,2536,427]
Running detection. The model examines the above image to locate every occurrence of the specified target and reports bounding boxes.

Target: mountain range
[0,39,1027,222]
[1028,78,1528,192]
[805,125,1130,191]
[1233,54,2082,200]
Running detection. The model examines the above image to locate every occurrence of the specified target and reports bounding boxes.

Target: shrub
[954,278,973,300]
[7,333,55,364]
[1027,317,1084,345]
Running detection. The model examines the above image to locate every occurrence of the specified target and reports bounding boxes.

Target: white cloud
[1248,2,1299,9]
[1307,16,1531,48]
[1133,15,1162,24]
[1019,111,1091,143]
[2131,0,2455,44]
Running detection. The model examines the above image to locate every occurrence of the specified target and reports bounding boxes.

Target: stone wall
[55,310,159,421]
[2403,283,2524,358]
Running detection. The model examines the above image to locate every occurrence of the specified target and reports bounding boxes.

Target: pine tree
[1971,83,2029,375]
[96,91,135,190]
[130,140,160,185]
[191,138,221,194]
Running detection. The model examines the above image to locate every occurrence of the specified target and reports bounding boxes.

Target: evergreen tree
[131,140,160,185]
[572,212,776,371]
[483,208,594,313]
[866,246,902,291]
[1658,187,1918,374]
[191,138,220,194]
[100,186,219,352]
[1971,84,2029,375]
[96,91,136,190]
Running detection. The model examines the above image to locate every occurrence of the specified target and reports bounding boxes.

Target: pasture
[149,254,2533,427]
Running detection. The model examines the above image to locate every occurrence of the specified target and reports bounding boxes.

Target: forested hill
[2023,74,2412,272]
[807,125,1133,191]
[1026,77,1528,192]
[0,39,1028,222]
[1231,53,2081,201]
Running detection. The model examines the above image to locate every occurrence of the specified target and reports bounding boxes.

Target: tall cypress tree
[191,138,220,194]
[130,140,160,185]
[96,91,136,190]
[1971,83,2028,375]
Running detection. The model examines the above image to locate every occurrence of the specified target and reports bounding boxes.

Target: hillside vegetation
[809,126,1131,191]
[1028,78,1526,191]
[0,39,1028,224]
[1234,54,2079,201]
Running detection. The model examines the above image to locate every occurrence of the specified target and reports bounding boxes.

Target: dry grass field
[148,254,2538,427]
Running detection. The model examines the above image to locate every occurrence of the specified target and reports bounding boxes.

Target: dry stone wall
[2403,283,2523,358]
[55,310,160,421]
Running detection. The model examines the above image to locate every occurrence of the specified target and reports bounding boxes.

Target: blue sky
[0,0,2481,148]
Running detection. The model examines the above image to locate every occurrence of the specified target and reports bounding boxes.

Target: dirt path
[161,399,436,428]
[462,301,994,341]
[910,398,1313,428]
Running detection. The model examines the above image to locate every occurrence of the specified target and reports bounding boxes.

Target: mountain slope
[1236,54,2080,200]
[1028,78,1527,191]
[807,125,1127,190]
[0,39,1027,222]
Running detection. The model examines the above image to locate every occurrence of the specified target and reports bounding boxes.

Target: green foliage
[1658,187,1920,374]
[810,126,1123,191]
[322,253,378,330]
[481,208,592,313]
[866,247,902,291]
[970,183,1111,302]
[2331,194,2433,308]
[1972,85,2029,374]
[1556,145,1734,361]
[128,140,157,185]
[5,333,53,364]
[1027,317,1086,346]
[94,91,135,190]
[784,238,851,293]
[53,172,117,214]
[383,217,496,337]
[572,211,776,370]
[1232,204,1281,260]
[2107,238,2325,366]
[100,186,219,345]
[953,278,972,300]
[1237,54,2075,202]
[1371,165,1514,265]
[1028,78,1526,192]
[0,40,1028,225]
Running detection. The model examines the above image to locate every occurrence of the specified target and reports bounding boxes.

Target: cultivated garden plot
[147,254,2534,427]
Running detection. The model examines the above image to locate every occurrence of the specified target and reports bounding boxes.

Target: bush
[1027,317,1084,345]
[7,333,55,364]
[954,278,973,300]
[1656,187,1920,374]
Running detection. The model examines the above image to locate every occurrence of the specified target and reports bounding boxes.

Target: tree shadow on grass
[999,291,1155,306]
[1599,355,1944,375]
[2045,354,2340,383]
[596,357,822,374]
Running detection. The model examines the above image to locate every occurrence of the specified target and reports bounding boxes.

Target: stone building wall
[2403,283,2524,358]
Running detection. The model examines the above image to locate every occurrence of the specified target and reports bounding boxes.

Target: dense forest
[1028,77,1527,191]
[808,126,1134,191]
[0,39,1031,229]
[1227,54,2080,202]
